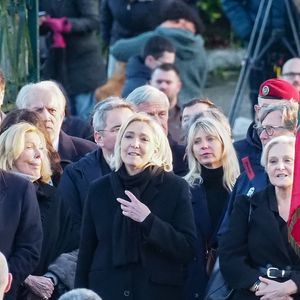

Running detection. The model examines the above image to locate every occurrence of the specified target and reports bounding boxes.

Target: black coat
[219,185,300,300]
[100,0,163,46]
[40,0,106,96]
[58,130,97,168]
[34,182,77,276]
[75,170,196,300]
[58,148,111,241]
[18,182,77,300]
[0,171,43,300]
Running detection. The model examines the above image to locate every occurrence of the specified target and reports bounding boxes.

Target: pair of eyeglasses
[254,125,287,136]
[282,72,300,78]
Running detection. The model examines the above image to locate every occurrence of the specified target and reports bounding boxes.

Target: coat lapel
[58,130,78,164]
[0,171,7,203]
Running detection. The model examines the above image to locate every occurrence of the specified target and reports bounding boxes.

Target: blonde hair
[261,135,296,168]
[113,113,173,172]
[185,117,240,190]
[0,122,52,183]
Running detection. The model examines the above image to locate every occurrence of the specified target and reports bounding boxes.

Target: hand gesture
[24,275,54,299]
[117,190,151,222]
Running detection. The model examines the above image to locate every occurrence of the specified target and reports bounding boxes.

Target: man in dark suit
[58,98,134,240]
[0,170,43,300]
[126,85,187,176]
[15,80,97,166]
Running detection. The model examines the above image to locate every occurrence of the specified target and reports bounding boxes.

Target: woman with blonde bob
[183,117,240,300]
[75,113,196,300]
[0,122,51,183]
[220,135,300,300]
[0,122,75,300]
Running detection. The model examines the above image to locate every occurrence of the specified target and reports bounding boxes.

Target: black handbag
[205,202,254,300]
[204,257,234,300]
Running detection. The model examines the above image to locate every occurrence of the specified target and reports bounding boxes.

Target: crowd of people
[1,0,300,300]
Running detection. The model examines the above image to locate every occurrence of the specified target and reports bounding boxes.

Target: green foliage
[197,0,222,24]
[0,0,34,108]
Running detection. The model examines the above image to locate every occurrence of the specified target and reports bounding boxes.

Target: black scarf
[110,164,162,267]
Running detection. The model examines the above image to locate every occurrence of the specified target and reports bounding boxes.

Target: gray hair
[258,101,298,131]
[92,97,134,131]
[126,85,169,108]
[16,80,66,113]
[58,288,102,300]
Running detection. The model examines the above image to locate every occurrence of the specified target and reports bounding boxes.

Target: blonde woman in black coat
[0,123,75,300]
[75,113,196,300]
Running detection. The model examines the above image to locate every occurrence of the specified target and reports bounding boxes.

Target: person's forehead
[283,61,300,73]
[152,69,178,82]
[27,96,60,109]
[183,103,210,116]
[258,98,281,107]
[125,120,153,134]
[105,107,133,122]
[137,99,168,112]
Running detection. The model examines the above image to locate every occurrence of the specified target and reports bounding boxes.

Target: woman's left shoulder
[160,171,189,188]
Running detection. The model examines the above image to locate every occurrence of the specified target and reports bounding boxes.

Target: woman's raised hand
[117,190,151,222]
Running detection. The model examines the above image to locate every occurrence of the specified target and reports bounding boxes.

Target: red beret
[259,78,300,103]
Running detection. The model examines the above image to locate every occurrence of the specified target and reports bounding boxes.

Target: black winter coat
[219,185,300,300]
[58,131,97,168]
[58,148,111,241]
[100,0,163,46]
[34,182,76,276]
[75,170,196,300]
[40,0,106,96]
[0,171,43,300]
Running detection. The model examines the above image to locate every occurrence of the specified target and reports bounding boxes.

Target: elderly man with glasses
[218,79,299,237]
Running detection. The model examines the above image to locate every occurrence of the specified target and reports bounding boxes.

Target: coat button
[124,290,130,297]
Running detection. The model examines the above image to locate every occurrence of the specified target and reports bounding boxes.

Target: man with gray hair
[126,85,187,175]
[0,252,12,300]
[59,288,102,300]
[58,97,134,239]
[15,80,97,166]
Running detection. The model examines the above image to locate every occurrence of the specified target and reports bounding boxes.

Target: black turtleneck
[202,166,229,236]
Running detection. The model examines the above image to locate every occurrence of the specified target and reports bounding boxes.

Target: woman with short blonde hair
[0,122,52,183]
